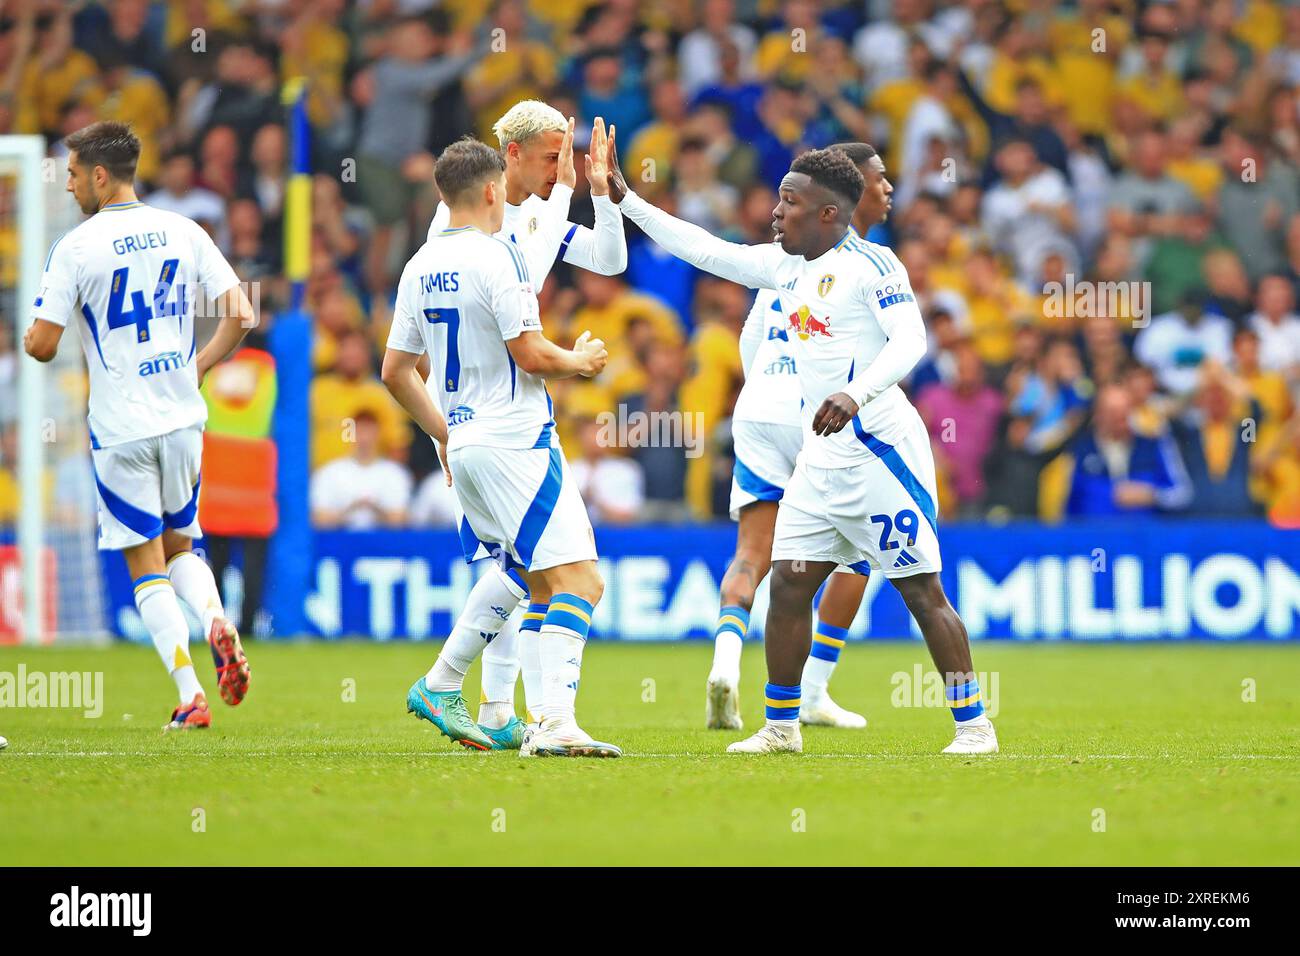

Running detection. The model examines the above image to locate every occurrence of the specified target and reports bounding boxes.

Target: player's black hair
[828,142,878,169]
[65,121,141,183]
[434,137,507,205]
[789,147,865,210]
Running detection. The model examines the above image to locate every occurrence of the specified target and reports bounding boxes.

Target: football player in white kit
[382,138,620,757]
[24,122,254,731]
[607,145,998,756]
[408,104,626,751]
[708,143,892,733]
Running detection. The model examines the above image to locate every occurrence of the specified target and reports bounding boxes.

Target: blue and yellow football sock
[539,594,593,722]
[764,682,801,728]
[710,605,749,678]
[947,678,986,724]
[802,620,847,695]
[519,602,548,723]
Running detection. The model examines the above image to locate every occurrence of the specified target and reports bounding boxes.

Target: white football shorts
[729,419,802,520]
[448,443,597,573]
[90,424,203,551]
[771,416,942,579]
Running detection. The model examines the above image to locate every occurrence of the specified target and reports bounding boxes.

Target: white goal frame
[3,135,48,644]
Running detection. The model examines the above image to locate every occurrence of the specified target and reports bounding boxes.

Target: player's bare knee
[543,561,603,606]
[769,560,821,609]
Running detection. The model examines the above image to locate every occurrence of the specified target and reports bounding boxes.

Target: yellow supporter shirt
[89,71,171,182]
[627,122,680,193]
[466,43,559,142]
[281,19,349,128]
[310,376,411,468]
[31,50,100,133]
[566,291,683,354]
[1167,157,1224,203]
[1117,71,1184,124]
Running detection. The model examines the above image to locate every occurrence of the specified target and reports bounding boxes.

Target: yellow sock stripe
[522,611,546,622]
[765,696,801,710]
[133,578,173,595]
[948,693,982,709]
[548,602,592,625]
[718,614,747,632]
[812,633,846,648]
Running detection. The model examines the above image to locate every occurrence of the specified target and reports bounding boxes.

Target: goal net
[1,134,108,644]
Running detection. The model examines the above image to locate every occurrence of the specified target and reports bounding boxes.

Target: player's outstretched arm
[605,133,782,290]
[556,117,627,276]
[196,284,257,385]
[507,329,607,381]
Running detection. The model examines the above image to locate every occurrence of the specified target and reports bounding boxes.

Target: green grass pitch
[1,640,1297,866]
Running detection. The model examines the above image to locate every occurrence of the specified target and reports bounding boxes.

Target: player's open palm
[557,116,577,190]
[586,117,609,196]
[573,330,608,378]
[605,124,629,203]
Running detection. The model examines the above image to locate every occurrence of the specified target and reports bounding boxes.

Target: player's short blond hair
[492,100,567,148]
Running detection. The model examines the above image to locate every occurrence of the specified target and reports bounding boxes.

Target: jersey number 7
[106,259,186,343]
[423,307,461,391]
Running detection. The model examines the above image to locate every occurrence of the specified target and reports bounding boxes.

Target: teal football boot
[406,678,494,751]
[479,715,526,751]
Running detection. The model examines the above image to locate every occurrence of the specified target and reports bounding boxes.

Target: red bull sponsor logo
[786,305,833,340]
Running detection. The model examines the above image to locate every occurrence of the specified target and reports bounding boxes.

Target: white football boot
[518,721,540,757]
[0,735,7,750]
[942,717,999,754]
[706,673,744,730]
[800,690,867,729]
[529,717,622,758]
[726,723,803,754]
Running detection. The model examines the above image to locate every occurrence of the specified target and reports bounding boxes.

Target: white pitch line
[2,751,1297,760]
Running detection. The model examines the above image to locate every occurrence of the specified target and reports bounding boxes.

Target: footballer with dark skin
[607,138,978,713]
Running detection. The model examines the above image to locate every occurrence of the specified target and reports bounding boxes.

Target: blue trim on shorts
[733,456,784,501]
[505,567,529,596]
[457,516,483,565]
[514,446,563,568]
[163,478,201,529]
[850,419,938,535]
[93,464,164,541]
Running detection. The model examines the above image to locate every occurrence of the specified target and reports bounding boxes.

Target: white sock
[711,633,742,679]
[801,656,836,699]
[710,605,748,679]
[767,718,798,735]
[424,565,522,692]
[167,551,223,636]
[519,600,545,723]
[135,578,203,703]
[539,628,585,723]
[479,615,520,727]
[479,569,527,725]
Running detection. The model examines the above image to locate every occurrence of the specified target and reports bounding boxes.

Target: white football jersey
[733,290,802,427]
[427,184,623,290]
[387,225,551,452]
[32,200,240,448]
[620,193,927,469]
